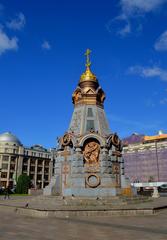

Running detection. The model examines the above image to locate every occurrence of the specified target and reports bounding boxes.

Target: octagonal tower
[44,49,130,197]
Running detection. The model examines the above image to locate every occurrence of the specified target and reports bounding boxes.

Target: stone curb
[0,204,167,218]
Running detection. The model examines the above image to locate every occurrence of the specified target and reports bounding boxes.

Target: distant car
[158,184,167,192]
[143,186,154,191]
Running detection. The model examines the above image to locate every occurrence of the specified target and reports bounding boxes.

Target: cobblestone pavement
[0,209,167,240]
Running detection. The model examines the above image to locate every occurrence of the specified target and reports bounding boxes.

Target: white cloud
[146,99,155,108]
[128,65,167,81]
[41,41,51,50]
[6,12,26,30]
[160,98,167,104]
[117,21,131,36]
[120,0,166,16]
[107,0,167,37]
[109,113,160,130]
[0,29,18,55]
[155,30,167,51]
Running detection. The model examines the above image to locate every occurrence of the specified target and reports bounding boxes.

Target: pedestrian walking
[4,186,10,200]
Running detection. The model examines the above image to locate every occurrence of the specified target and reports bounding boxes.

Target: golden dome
[79,49,98,83]
[80,66,97,82]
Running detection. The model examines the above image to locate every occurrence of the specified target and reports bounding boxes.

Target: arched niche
[79,133,106,148]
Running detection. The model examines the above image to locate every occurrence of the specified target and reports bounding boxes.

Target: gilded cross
[85,48,91,67]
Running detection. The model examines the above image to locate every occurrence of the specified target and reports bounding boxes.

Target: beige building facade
[0,132,53,189]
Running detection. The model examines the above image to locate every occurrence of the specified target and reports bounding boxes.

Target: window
[22,165,27,172]
[31,159,35,165]
[37,167,42,173]
[30,166,35,172]
[2,155,9,161]
[87,108,93,117]
[38,160,43,166]
[23,158,28,165]
[1,172,7,178]
[37,175,42,180]
[44,175,49,181]
[9,173,13,179]
[45,161,49,166]
[30,174,34,180]
[11,156,16,162]
[44,168,49,173]
[86,120,95,131]
[2,163,8,169]
[10,164,15,170]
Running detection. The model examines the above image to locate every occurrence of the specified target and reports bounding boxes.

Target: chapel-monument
[44,49,130,197]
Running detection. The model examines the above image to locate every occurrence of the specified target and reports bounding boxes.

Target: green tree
[16,174,31,194]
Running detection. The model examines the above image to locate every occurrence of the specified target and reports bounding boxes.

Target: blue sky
[0,0,167,148]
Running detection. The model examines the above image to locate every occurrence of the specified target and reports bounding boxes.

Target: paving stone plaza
[0,195,166,240]
[0,205,167,240]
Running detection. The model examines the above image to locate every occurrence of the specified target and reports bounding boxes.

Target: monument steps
[27,195,152,210]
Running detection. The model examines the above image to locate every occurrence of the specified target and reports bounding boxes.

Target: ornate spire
[80,49,97,83]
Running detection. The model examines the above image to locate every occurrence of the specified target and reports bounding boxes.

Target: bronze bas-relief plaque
[83,141,100,165]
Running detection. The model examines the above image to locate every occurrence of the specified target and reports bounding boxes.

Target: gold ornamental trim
[112,134,120,147]
[61,133,71,146]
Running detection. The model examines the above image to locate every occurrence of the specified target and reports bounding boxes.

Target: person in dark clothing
[4,186,10,199]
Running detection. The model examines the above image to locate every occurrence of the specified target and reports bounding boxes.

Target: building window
[87,108,93,117]
[22,165,27,172]
[10,164,15,170]
[2,163,8,169]
[31,159,36,165]
[23,157,28,165]
[44,168,49,174]
[37,167,42,173]
[2,155,9,161]
[86,120,95,132]
[38,160,43,166]
[37,175,42,180]
[30,174,34,180]
[9,173,13,179]
[44,175,49,181]
[30,166,35,172]
[11,156,16,161]
[1,172,7,178]
[45,161,49,166]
